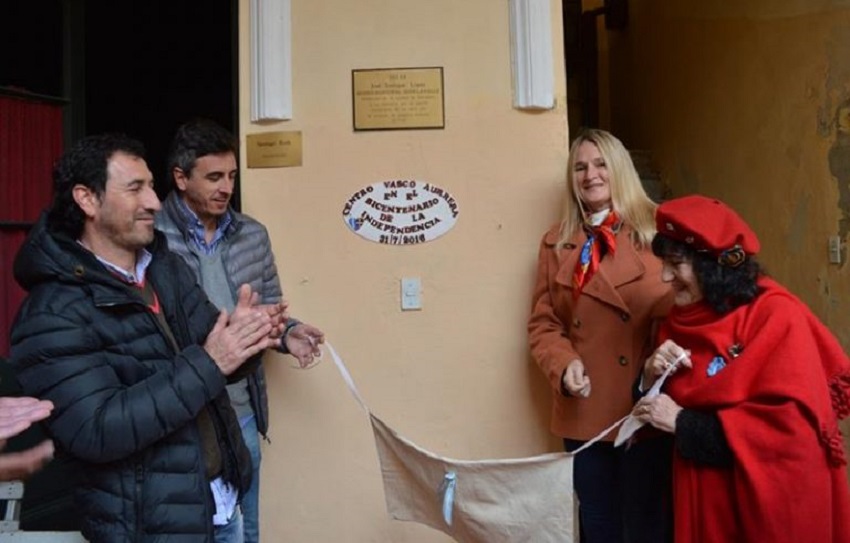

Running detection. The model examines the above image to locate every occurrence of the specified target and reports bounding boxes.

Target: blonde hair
[557,129,657,249]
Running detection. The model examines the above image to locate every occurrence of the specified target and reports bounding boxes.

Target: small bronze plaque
[352,67,445,131]
[246,131,302,168]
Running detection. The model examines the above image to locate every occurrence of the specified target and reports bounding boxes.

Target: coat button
[573,318,581,328]
[620,312,630,322]
[618,356,628,366]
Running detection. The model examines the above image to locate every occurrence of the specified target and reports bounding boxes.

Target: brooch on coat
[707,356,726,377]
[707,343,743,377]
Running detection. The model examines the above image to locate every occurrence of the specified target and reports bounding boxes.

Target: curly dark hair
[47,133,146,239]
[651,234,763,314]
[166,118,238,180]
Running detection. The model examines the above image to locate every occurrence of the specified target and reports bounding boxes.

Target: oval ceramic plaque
[342,180,459,245]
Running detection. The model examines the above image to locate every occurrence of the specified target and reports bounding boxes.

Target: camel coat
[528,223,672,441]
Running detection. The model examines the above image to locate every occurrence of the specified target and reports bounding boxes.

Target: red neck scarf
[572,210,620,296]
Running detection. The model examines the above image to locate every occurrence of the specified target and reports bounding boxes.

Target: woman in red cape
[634,194,850,543]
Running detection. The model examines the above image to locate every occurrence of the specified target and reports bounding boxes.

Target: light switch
[829,236,842,264]
[401,277,422,310]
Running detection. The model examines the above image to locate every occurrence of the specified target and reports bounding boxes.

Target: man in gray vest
[156,119,324,543]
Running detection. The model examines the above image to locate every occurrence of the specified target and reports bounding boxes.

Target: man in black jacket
[9,133,277,542]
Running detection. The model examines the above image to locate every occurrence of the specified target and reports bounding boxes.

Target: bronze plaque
[352,67,445,131]
[246,131,302,168]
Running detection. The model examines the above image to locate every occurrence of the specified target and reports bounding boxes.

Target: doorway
[82,0,240,200]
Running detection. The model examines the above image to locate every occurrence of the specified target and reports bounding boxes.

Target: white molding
[250,0,292,121]
[508,0,555,110]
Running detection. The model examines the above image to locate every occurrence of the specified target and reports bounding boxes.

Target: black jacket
[10,216,253,542]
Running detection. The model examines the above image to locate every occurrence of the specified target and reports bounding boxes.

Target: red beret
[656,195,760,258]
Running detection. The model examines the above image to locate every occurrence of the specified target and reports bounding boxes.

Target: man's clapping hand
[204,285,277,375]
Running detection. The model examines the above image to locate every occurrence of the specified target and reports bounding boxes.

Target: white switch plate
[401,277,422,310]
[829,235,842,264]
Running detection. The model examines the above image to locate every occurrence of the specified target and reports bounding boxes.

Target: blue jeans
[213,506,244,543]
[240,415,262,543]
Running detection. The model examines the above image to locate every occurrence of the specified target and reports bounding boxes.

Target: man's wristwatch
[279,320,301,352]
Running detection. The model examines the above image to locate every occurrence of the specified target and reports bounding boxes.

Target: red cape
[661,278,850,543]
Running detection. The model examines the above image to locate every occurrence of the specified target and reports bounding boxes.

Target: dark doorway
[563,0,600,137]
[2,0,239,196]
[83,0,240,201]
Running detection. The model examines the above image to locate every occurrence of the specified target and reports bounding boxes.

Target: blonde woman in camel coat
[528,129,672,543]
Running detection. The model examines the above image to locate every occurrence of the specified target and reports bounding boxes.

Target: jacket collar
[14,213,168,305]
[161,191,242,239]
[548,226,647,314]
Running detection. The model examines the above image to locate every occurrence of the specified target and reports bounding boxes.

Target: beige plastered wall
[236,1,568,540]
[603,0,850,441]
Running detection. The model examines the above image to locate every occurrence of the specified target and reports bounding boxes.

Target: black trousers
[564,435,673,543]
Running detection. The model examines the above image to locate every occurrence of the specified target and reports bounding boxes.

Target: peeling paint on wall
[828,99,850,240]
[817,273,842,309]
[823,24,850,243]
[816,27,849,136]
